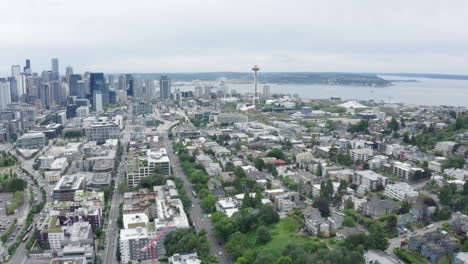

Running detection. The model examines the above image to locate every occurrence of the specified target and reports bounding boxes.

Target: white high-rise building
[65,66,73,83]
[194,86,203,97]
[133,77,144,99]
[0,80,11,109]
[144,79,155,102]
[11,65,21,77]
[93,91,103,113]
[263,85,271,98]
[11,65,25,98]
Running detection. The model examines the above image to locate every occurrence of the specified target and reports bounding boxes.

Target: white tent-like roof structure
[337,100,368,109]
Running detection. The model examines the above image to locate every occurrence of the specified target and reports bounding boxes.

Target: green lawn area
[0,165,18,172]
[255,218,311,255]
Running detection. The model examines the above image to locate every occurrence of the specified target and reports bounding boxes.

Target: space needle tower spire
[252,65,260,105]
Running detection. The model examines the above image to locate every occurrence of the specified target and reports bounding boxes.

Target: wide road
[1,144,45,263]
[159,120,231,264]
[102,119,131,264]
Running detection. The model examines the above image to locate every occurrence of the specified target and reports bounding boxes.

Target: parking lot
[0,192,13,217]
[0,192,17,237]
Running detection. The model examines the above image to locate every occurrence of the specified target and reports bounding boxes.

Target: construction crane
[140,223,174,264]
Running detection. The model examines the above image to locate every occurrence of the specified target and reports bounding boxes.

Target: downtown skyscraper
[51,58,59,81]
[159,76,171,101]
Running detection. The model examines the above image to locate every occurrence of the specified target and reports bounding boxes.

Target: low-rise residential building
[360,200,401,219]
[368,155,388,170]
[428,160,444,173]
[408,231,460,263]
[434,141,457,155]
[328,169,354,182]
[384,182,419,201]
[209,113,248,124]
[215,197,240,217]
[453,252,468,264]
[350,148,373,162]
[353,170,390,194]
[391,161,424,180]
[169,253,202,264]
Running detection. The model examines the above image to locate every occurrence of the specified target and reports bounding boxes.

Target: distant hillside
[115,72,391,86]
[378,73,468,80]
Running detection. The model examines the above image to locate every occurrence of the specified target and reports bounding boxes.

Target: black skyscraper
[89,73,109,106]
[23,59,31,76]
[69,74,84,99]
[125,74,134,96]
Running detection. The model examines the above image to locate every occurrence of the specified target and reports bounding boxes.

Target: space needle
[252,65,260,105]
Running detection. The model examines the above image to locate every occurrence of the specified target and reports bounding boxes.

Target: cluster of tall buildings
[0,58,173,113]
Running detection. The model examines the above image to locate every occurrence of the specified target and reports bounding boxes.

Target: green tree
[225,232,251,259]
[254,250,276,264]
[348,120,369,133]
[256,226,271,244]
[234,167,246,178]
[455,116,465,130]
[201,193,217,213]
[254,158,265,171]
[345,198,355,209]
[308,248,364,264]
[366,224,389,251]
[343,216,356,227]
[235,249,256,264]
[314,198,330,217]
[260,204,279,225]
[266,148,285,160]
[316,163,322,177]
[236,209,259,233]
[385,215,398,232]
[388,117,400,132]
[214,215,239,240]
[275,256,293,264]
[442,156,465,169]
[282,243,307,263]
[400,201,411,214]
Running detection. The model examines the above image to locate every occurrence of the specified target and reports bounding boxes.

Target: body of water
[178,76,468,107]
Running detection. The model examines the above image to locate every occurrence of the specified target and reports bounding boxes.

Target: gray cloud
[1,0,467,75]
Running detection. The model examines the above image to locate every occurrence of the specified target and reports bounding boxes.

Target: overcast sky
[1,0,467,75]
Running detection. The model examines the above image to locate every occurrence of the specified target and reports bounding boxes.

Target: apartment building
[384,182,419,201]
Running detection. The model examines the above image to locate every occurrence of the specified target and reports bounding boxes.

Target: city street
[101,118,131,264]
[156,114,231,264]
[387,218,449,258]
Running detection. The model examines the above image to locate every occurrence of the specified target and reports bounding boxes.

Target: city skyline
[1,0,467,75]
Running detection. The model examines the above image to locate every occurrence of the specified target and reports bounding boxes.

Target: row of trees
[7,191,25,215]
[0,173,27,193]
[0,151,17,167]
[176,143,218,213]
